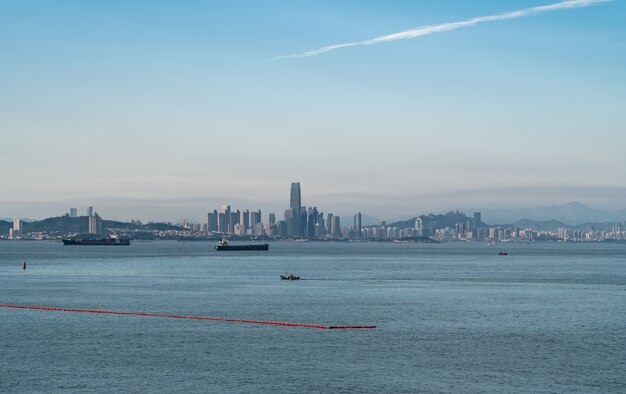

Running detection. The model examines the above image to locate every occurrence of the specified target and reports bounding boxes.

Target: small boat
[498,251,508,256]
[280,273,300,280]
[23,261,26,270]
[214,238,269,251]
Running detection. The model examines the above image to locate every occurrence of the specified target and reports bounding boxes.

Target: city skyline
[3,181,625,242]
[5,181,626,234]
[3,190,626,224]
[2,1,625,220]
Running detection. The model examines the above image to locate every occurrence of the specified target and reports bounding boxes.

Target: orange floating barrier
[0,303,376,330]
[328,325,377,329]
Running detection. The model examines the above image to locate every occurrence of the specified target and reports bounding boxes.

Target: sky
[1,0,625,222]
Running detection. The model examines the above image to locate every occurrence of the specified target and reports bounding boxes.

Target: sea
[1,240,625,393]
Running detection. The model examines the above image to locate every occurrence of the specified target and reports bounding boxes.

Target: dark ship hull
[62,238,130,246]
[214,243,268,251]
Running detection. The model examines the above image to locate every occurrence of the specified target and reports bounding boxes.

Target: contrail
[272,0,610,60]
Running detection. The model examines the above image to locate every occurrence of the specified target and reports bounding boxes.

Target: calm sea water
[1,240,625,393]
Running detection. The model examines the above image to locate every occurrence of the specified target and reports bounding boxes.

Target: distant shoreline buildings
[9,219,24,238]
[200,182,625,242]
[2,186,625,242]
[206,182,370,240]
[204,182,474,241]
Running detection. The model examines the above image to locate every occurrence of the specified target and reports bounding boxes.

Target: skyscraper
[88,214,102,235]
[300,207,307,238]
[69,208,77,218]
[471,212,482,239]
[284,208,297,237]
[240,210,250,232]
[326,213,333,236]
[250,210,262,226]
[473,212,482,229]
[13,219,24,236]
[317,212,325,238]
[415,217,423,236]
[307,207,319,239]
[354,212,362,238]
[230,210,239,233]
[331,215,341,238]
[218,205,231,233]
[207,210,218,233]
[250,210,262,235]
[290,182,301,212]
[287,182,302,237]
[87,206,93,217]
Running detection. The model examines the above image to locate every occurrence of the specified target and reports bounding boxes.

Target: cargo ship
[214,239,268,251]
[62,237,130,246]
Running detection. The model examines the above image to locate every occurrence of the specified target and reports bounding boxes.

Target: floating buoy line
[0,303,376,330]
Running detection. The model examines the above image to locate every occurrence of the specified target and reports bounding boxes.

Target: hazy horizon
[2,1,625,223]
[3,186,626,224]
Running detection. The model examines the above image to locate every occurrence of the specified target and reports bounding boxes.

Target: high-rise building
[307,207,319,239]
[218,205,231,233]
[207,210,218,233]
[250,210,261,235]
[354,212,362,238]
[472,212,482,239]
[230,210,239,234]
[13,219,24,236]
[331,215,341,238]
[284,208,297,237]
[473,212,482,229]
[415,217,423,236]
[218,213,226,233]
[268,213,276,226]
[326,213,333,236]
[87,206,93,217]
[240,210,250,232]
[317,212,325,238]
[88,214,101,235]
[289,182,302,237]
[290,182,301,212]
[299,207,307,237]
[252,210,262,224]
[455,222,466,240]
[69,208,77,218]
[277,220,287,237]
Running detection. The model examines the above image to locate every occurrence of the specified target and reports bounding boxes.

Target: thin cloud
[272,0,611,60]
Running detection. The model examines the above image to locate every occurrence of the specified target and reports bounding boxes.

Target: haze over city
[2,0,625,222]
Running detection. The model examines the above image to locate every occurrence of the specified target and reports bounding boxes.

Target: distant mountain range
[463,202,626,226]
[0,217,36,222]
[385,203,625,233]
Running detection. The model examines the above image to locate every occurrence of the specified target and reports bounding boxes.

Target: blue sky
[1,0,625,221]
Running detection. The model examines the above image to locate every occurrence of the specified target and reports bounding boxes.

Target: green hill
[0,220,11,234]
[388,211,474,230]
[5,215,185,235]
